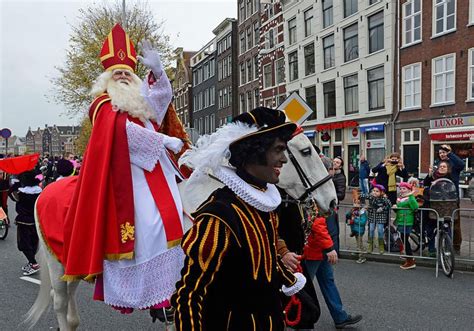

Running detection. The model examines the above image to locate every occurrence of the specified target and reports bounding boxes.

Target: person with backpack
[360,184,392,254]
[393,182,419,270]
[345,199,367,263]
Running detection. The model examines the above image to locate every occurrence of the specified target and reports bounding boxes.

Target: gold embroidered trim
[104,251,134,260]
[167,238,182,248]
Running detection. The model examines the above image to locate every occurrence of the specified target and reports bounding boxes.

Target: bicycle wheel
[0,218,8,240]
[409,230,421,253]
[439,231,455,278]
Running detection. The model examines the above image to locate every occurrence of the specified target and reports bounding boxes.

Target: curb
[339,251,474,273]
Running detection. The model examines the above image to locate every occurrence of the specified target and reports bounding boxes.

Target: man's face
[439,150,448,160]
[112,69,133,85]
[245,138,288,184]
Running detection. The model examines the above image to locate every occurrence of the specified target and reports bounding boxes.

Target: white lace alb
[18,186,42,194]
[214,166,281,212]
[103,246,185,309]
[126,120,165,172]
[141,71,172,126]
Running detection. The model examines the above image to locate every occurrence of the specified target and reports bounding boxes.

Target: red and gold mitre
[100,23,137,72]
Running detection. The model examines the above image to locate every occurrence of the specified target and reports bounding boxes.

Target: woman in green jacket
[393,182,419,270]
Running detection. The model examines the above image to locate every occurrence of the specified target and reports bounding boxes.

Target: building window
[263,63,272,88]
[246,0,252,17]
[247,91,252,112]
[304,43,315,76]
[344,74,359,114]
[240,94,245,113]
[469,48,474,100]
[223,88,228,107]
[323,0,333,28]
[305,86,317,120]
[432,53,455,104]
[254,22,259,45]
[368,11,384,53]
[344,0,358,18]
[210,86,215,105]
[402,63,421,109]
[471,0,474,24]
[433,0,456,36]
[343,23,358,62]
[219,90,223,109]
[254,89,259,107]
[240,63,246,85]
[323,34,335,69]
[288,18,297,45]
[240,31,246,54]
[247,59,253,81]
[239,0,245,22]
[304,7,313,37]
[289,51,298,81]
[254,56,259,79]
[247,27,253,50]
[403,0,422,46]
[368,66,385,111]
[267,28,275,49]
[323,80,336,118]
[276,57,285,84]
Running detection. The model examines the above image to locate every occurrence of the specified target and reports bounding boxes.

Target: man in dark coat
[172,108,306,330]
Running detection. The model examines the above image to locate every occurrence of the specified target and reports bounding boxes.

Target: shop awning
[359,122,385,132]
[428,126,474,141]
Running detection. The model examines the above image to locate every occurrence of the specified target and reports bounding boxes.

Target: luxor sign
[430,115,474,129]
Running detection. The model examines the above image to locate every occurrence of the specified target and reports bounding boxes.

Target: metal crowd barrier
[336,203,474,277]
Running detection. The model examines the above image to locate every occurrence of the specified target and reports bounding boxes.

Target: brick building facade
[395,0,474,191]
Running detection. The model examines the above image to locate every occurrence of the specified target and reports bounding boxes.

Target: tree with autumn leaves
[51,1,174,155]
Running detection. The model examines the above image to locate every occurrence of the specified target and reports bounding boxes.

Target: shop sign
[278,92,313,124]
[315,120,358,132]
[431,131,474,141]
[367,140,385,148]
[304,130,315,138]
[430,115,474,129]
[352,128,358,137]
[360,123,384,132]
[321,132,331,142]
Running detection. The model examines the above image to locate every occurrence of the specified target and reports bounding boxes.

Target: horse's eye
[300,147,312,156]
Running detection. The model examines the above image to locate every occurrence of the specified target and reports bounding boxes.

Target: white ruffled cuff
[126,121,165,172]
[140,71,172,126]
[281,272,306,297]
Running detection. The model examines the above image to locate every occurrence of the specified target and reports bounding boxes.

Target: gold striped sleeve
[276,255,297,287]
[172,216,231,331]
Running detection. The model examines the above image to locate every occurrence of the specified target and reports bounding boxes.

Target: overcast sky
[0,0,236,137]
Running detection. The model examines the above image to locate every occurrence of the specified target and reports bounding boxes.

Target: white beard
[91,71,156,123]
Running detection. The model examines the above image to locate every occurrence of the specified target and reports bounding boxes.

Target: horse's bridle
[286,147,332,203]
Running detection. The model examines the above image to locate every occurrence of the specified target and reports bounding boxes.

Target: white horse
[24,131,336,330]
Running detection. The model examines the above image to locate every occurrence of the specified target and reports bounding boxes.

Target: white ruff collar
[18,186,42,194]
[214,167,281,212]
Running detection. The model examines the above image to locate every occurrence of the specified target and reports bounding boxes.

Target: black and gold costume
[172,180,297,330]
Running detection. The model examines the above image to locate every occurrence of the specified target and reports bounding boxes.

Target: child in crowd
[9,170,42,275]
[393,182,419,270]
[360,184,391,254]
[345,200,368,264]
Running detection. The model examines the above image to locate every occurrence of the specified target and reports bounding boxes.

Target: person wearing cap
[52,24,190,313]
[9,170,42,276]
[435,144,465,193]
[393,182,419,270]
[360,184,391,254]
[172,107,306,330]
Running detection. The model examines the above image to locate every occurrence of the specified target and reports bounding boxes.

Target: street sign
[0,128,12,139]
[277,92,314,125]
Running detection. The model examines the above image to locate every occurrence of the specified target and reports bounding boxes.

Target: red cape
[62,95,135,281]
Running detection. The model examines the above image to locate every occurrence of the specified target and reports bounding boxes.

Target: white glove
[137,40,163,76]
[162,134,184,154]
[281,272,306,296]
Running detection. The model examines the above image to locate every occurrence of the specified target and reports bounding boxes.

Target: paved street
[1,199,474,330]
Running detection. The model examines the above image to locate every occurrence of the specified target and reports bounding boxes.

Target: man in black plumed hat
[172,107,307,330]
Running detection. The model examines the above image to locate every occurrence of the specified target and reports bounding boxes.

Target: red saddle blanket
[36,176,77,263]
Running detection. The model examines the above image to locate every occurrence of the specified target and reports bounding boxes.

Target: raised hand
[137,40,163,76]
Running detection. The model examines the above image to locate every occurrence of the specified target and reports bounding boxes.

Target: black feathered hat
[229,107,297,148]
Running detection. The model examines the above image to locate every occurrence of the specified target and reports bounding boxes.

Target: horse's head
[277,132,337,213]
